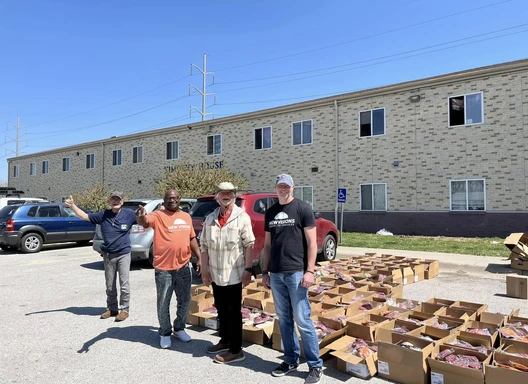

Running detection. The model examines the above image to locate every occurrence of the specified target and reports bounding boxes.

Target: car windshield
[0,205,20,219]
[189,198,242,220]
[121,201,149,212]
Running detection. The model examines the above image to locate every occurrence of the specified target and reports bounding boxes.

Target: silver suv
[92,198,196,264]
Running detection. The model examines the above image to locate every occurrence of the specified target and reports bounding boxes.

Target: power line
[29,94,189,140]
[212,27,528,94]
[23,75,191,131]
[214,0,515,72]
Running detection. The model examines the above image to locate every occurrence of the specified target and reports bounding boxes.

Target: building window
[448,92,483,127]
[359,108,385,137]
[112,150,122,166]
[62,157,70,172]
[255,126,272,150]
[13,165,19,178]
[360,183,387,211]
[292,120,312,145]
[207,135,222,155]
[293,186,313,207]
[166,141,179,160]
[29,162,36,176]
[86,154,95,169]
[450,179,485,211]
[133,146,143,163]
[42,160,49,174]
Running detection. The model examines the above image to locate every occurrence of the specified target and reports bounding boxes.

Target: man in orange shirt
[136,189,202,349]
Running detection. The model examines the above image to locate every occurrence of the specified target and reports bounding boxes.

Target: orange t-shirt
[146,210,196,271]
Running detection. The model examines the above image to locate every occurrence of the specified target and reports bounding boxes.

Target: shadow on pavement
[485,262,516,274]
[25,306,107,317]
[80,258,153,271]
[77,325,159,353]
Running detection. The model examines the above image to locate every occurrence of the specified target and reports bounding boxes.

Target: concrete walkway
[336,246,517,275]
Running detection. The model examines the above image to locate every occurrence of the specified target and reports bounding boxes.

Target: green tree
[71,183,130,212]
[153,162,249,198]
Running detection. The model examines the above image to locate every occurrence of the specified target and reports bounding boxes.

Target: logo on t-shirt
[269,212,295,227]
[120,224,128,230]
[168,218,190,232]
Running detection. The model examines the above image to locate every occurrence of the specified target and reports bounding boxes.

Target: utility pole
[6,115,27,157]
[189,53,216,121]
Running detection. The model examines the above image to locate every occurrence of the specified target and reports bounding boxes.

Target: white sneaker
[160,335,172,349]
[174,329,191,343]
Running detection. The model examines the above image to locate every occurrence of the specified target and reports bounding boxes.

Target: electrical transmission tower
[5,116,27,157]
[189,54,216,121]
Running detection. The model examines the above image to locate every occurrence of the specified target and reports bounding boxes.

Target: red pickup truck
[189,191,339,273]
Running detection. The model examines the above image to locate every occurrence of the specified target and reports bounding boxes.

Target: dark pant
[212,282,243,354]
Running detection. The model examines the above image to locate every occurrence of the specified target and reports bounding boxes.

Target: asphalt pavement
[0,243,526,384]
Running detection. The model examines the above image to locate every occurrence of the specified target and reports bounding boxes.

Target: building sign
[164,161,224,173]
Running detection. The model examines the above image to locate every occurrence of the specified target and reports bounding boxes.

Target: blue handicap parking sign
[337,188,347,203]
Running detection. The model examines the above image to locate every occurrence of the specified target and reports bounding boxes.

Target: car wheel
[148,244,154,266]
[20,233,43,253]
[319,234,337,261]
[0,245,17,251]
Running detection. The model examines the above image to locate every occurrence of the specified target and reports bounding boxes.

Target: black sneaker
[304,367,323,384]
[272,362,298,377]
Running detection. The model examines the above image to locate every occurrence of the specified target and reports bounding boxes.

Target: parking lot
[0,244,523,384]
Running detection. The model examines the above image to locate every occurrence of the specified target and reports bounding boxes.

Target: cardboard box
[451,301,488,317]
[511,259,528,271]
[271,332,283,351]
[427,344,491,384]
[410,325,451,346]
[479,311,509,326]
[422,260,440,279]
[507,275,528,299]
[486,351,528,383]
[434,316,469,333]
[443,332,493,356]
[459,321,499,348]
[242,321,273,345]
[443,307,476,321]
[377,333,434,384]
[504,233,528,251]
[347,314,394,341]
[376,320,425,342]
[420,302,447,316]
[186,312,200,326]
[426,297,455,307]
[195,312,220,330]
[411,263,427,283]
[242,291,272,310]
[329,336,378,379]
[189,294,215,314]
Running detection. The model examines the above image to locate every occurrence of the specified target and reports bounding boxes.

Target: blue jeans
[155,263,192,336]
[270,271,323,368]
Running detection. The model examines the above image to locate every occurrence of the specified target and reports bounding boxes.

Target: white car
[92,198,196,264]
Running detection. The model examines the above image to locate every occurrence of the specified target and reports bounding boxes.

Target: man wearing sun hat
[65,190,137,322]
[261,174,323,384]
[200,182,255,364]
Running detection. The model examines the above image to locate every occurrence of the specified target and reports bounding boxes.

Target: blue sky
[1,0,527,182]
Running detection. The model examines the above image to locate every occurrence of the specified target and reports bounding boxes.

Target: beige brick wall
[8,61,528,213]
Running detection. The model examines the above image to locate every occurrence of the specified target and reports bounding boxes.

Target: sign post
[337,188,346,243]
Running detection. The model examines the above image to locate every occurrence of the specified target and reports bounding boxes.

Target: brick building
[8,59,528,237]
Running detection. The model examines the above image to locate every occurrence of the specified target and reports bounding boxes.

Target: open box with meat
[427,344,491,384]
[327,335,379,379]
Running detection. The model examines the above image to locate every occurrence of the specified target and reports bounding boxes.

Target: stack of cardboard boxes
[504,233,528,299]
[504,233,528,271]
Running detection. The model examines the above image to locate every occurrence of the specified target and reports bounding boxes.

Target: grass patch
[340,232,509,257]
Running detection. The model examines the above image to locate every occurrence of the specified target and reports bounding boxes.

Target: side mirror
[314,211,321,219]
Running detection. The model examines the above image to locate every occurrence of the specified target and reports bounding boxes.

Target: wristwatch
[261,270,269,276]
[244,267,253,273]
